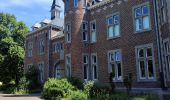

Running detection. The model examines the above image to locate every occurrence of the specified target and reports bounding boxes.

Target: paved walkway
[0,93,42,100]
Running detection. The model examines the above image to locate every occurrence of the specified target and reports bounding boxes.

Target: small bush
[42,78,75,100]
[67,91,88,100]
[84,81,111,98]
[25,66,40,90]
[13,76,29,94]
[67,77,83,90]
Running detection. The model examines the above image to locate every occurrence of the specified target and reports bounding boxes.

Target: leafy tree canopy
[0,12,29,84]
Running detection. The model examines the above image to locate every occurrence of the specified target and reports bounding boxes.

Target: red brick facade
[25,0,170,90]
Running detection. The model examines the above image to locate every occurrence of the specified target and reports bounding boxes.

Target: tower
[51,0,61,20]
[63,0,89,80]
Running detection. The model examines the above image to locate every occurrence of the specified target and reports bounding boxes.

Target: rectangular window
[160,0,167,23]
[82,21,88,41]
[163,39,170,80]
[38,62,44,83]
[66,0,70,10]
[91,54,97,80]
[39,40,45,54]
[74,0,78,7]
[108,50,122,81]
[90,21,96,43]
[66,24,71,43]
[134,4,150,32]
[107,14,120,39]
[28,42,33,57]
[66,54,71,77]
[27,64,33,70]
[83,55,89,80]
[136,44,155,81]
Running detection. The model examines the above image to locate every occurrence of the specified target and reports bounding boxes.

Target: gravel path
[0,93,42,100]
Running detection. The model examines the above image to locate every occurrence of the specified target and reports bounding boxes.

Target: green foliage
[0,12,29,85]
[25,66,40,90]
[66,91,88,100]
[84,81,111,98]
[83,81,94,97]
[13,76,29,94]
[67,77,83,90]
[42,78,75,100]
[109,72,115,92]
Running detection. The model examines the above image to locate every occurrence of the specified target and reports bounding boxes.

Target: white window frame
[91,53,98,80]
[82,54,89,80]
[28,42,33,57]
[39,39,45,55]
[135,44,156,82]
[65,54,71,77]
[65,23,71,43]
[90,20,96,43]
[106,13,120,39]
[82,21,88,42]
[163,38,170,81]
[133,2,151,33]
[160,0,167,24]
[38,62,44,83]
[108,49,123,82]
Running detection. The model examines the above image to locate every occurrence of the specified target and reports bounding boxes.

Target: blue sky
[0,0,64,29]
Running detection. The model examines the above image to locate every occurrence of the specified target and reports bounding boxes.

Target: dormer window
[92,1,95,5]
[74,0,78,8]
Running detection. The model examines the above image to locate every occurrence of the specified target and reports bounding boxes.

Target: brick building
[25,0,170,90]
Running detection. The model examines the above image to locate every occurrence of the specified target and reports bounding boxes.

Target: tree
[0,12,29,84]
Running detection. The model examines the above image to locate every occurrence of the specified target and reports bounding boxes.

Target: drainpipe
[48,25,52,78]
[153,0,166,89]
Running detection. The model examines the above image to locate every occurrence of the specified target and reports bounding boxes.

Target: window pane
[111,64,115,78]
[110,53,114,62]
[143,6,149,15]
[93,65,97,79]
[135,18,142,31]
[93,55,97,63]
[143,16,150,29]
[114,25,120,37]
[83,32,87,41]
[114,15,119,24]
[147,48,152,57]
[117,63,122,78]
[108,26,113,38]
[84,65,87,79]
[91,32,96,42]
[139,49,144,57]
[115,51,121,61]
[135,8,142,17]
[148,60,154,78]
[107,17,113,25]
[139,60,146,78]
[83,56,87,63]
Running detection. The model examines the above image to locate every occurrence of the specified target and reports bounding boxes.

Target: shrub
[25,66,40,90]
[67,77,83,90]
[13,76,29,94]
[84,81,111,98]
[67,91,88,100]
[93,93,130,100]
[42,78,75,100]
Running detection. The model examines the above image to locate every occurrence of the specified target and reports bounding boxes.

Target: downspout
[48,25,52,78]
[153,0,166,89]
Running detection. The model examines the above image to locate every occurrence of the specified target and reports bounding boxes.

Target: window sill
[107,36,121,40]
[137,78,157,82]
[134,29,151,34]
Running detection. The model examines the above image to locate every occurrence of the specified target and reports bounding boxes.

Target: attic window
[92,1,95,5]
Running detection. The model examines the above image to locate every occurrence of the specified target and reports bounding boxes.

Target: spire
[51,0,61,11]
[51,0,62,20]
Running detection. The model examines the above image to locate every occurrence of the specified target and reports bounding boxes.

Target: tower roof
[51,0,61,11]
